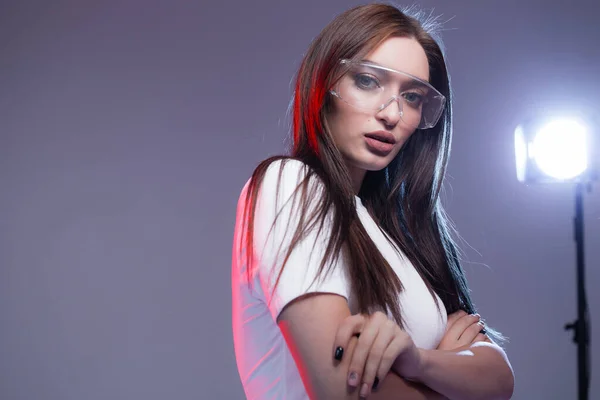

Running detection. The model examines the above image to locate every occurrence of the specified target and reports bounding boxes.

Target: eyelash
[353,73,425,105]
[354,74,380,89]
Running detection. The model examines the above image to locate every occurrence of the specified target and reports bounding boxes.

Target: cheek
[328,103,362,140]
[402,127,418,141]
[394,128,417,152]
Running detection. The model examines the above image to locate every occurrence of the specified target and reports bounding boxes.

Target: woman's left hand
[437,310,487,351]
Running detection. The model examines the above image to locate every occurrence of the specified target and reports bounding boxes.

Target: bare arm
[278,293,446,399]
[401,339,514,400]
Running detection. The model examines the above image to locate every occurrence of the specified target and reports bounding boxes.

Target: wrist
[393,347,431,383]
[412,348,432,382]
[405,348,432,383]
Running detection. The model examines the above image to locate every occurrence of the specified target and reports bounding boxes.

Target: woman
[231,4,514,399]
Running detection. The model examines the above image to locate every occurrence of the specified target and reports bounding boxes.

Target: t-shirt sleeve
[251,159,350,321]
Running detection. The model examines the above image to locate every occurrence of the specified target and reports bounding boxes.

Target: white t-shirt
[231,159,447,400]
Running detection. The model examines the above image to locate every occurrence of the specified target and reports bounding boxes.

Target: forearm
[371,371,447,400]
[396,342,514,400]
[309,338,446,400]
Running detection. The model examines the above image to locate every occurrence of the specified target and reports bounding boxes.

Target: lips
[364,131,396,156]
[364,131,396,144]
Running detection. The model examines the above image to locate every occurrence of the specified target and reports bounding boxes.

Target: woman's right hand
[436,310,486,351]
[333,311,422,398]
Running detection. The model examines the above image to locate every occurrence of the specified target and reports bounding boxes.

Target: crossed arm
[410,340,514,400]
[278,293,446,399]
[278,293,514,399]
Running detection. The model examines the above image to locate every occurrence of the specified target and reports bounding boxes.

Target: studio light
[515,117,594,184]
[514,114,597,400]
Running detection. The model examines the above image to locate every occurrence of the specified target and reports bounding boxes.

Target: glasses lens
[334,62,445,129]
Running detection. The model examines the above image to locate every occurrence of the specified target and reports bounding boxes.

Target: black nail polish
[372,376,379,390]
[334,346,344,361]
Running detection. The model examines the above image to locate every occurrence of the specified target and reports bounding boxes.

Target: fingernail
[372,376,380,390]
[348,371,359,386]
[360,382,369,397]
[334,346,344,361]
[478,321,485,326]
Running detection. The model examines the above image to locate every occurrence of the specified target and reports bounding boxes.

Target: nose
[375,95,402,127]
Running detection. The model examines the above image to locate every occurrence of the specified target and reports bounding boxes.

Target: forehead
[364,37,429,82]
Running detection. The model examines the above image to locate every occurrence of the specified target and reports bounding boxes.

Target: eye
[402,91,424,107]
[353,73,381,90]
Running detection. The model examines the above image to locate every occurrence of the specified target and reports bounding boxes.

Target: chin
[358,158,393,172]
[367,161,392,171]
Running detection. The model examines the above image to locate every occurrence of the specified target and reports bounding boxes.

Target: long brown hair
[241,3,504,343]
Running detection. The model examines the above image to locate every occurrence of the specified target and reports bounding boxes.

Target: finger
[457,320,485,346]
[445,310,467,331]
[347,312,386,388]
[360,319,396,396]
[333,314,367,361]
[446,313,480,341]
[472,333,487,343]
[375,328,409,391]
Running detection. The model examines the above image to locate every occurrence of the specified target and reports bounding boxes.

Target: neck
[346,162,366,195]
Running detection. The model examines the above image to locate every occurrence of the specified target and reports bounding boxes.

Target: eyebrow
[360,59,430,84]
[361,59,386,67]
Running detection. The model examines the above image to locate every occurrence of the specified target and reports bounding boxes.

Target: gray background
[1,0,599,399]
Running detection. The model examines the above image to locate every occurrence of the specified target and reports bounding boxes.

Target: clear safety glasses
[329,59,446,129]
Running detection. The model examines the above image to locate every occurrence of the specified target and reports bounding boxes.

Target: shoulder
[255,158,324,205]
[235,157,329,229]
[261,158,313,188]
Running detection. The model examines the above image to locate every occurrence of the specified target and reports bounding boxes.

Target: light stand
[515,116,595,400]
[564,181,591,400]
